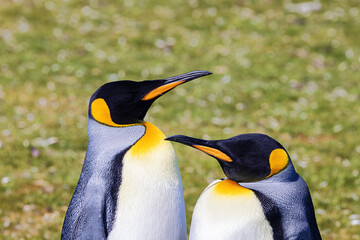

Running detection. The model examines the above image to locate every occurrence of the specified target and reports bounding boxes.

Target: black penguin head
[166,133,290,182]
[89,71,212,126]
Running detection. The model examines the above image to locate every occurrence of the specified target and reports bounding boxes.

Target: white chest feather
[108,122,186,240]
[189,179,273,240]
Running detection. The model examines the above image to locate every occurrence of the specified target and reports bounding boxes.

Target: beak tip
[194,70,213,77]
[165,70,213,84]
[201,70,213,74]
[165,135,181,142]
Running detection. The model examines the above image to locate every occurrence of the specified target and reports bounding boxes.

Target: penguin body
[61,71,212,240]
[166,133,322,240]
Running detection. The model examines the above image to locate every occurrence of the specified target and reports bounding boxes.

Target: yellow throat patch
[129,121,166,157]
[213,179,252,196]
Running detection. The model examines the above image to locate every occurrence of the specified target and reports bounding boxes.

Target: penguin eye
[119,92,136,102]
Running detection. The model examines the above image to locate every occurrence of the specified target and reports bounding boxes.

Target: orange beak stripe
[193,145,233,162]
[142,80,186,101]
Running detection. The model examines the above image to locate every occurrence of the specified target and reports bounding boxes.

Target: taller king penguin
[61,70,212,240]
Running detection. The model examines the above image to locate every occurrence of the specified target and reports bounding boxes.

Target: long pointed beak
[142,70,212,101]
[166,135,233,162]
[165,135,209,146]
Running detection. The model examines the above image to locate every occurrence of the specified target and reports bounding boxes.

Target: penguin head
[89,71,212,126]
[166,133,291,182]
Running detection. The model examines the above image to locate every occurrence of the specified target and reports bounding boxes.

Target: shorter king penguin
[61,71,212,240]
[166,133,322,240]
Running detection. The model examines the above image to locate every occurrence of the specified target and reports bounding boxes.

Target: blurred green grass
[1,0,360,239]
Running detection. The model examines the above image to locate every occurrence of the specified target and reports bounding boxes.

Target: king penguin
[61,70,212,240]
[166,133,322,240]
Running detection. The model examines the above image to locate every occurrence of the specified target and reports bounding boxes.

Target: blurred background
[1,0,359,239]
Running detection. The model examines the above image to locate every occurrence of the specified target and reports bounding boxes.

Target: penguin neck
[86,118,146,162]
[256,161,299,184]
[124,121,182,181]
[86,118,179,177]
[87,118,144,140]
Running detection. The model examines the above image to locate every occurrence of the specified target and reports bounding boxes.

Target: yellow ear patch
[267,148,288,178]
[193,145,233,162]
[91,98,118,126]
[91,98,139,127]
[214,179,252,196]
[142,81,185,100]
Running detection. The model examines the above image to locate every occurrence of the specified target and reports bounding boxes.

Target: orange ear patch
[193,145,233,162]
[267,148,288,178]
[141,81,185,100]
[91,98,119,126]
[91,98,139,127]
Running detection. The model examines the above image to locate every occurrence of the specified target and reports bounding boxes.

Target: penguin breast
[108,122,186,240]
[189,179,274,240]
